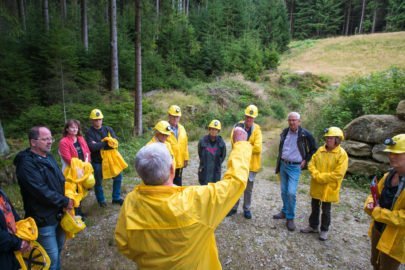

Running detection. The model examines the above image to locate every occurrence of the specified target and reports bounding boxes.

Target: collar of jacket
[319,145,341,153]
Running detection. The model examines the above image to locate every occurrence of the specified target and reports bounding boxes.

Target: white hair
[135,143,172,185]
[288,112,301,120]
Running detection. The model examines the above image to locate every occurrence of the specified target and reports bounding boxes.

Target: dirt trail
[62,128,374,269]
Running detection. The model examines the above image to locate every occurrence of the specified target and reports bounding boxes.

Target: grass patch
[342,174,374,193]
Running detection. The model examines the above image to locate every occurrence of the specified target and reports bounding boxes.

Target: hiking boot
[286,219,296,231]
[99,201,107,208]
[319,231,328,241]
[112,198,124,206]
[300,226,319,233]
[227,209,237,217]
[273,212,286,219]
[243,210,252,219]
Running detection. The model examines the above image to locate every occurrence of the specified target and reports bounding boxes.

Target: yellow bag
[100,149,128,179]
[15,241,50,270]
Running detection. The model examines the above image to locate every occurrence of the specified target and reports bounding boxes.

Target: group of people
[0,104,403,270]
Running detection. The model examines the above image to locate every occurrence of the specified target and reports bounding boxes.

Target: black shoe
[286,219,296,231]
[244,210,252,219]
[112,198,124,205]
[226,209,237,217]
[273,212,286,219]
[99,201,107,208]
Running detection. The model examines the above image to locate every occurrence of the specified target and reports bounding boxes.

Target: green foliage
[386,0,405,31]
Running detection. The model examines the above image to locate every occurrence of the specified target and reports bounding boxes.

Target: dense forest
[0,0,404,136]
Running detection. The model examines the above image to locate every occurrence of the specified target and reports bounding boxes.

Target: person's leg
[279,162,289,215]
[378,252,401,270]
[370,226,381,270]
[37,224,59,270]
[285,164,301,220]
[173,168,183,186]
[243,173,256,212]
[112,173,123,201]
[92,163,105,204]
[320,202,332,232]
[55,224,66,270]
[309,198,321,229]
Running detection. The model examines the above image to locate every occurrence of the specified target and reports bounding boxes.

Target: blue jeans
[92,162,122,203]
[279,161,301,219]
[37,224,65,270]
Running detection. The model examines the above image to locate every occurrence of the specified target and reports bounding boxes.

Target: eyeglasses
[35,137,55,143]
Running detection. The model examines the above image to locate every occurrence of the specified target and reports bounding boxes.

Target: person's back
[115,128,251,269]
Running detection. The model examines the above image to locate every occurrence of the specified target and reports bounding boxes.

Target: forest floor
[61,127,377,270]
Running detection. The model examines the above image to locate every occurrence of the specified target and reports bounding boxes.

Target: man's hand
[65,199,74,211]
[233,127,248,143]
[300,160,307,169]
[20,240,32,253]
[184,160,189,168]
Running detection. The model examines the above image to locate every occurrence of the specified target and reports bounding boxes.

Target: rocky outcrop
[372,144,390,164]
[347,158,389,176]
[341,140,371,157]
[397,100,405,121]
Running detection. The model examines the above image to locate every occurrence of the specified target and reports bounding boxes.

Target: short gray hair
[135,143,172,185]
[288,112,301,120]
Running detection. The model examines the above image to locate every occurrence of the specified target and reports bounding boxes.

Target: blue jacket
[85,126,118,163]
[0,189,22,270]
[14,149,69,227]
[275,126,317,174]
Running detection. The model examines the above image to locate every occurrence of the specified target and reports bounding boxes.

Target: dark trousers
[371,226,401,270]
[174,168,183,186]
[309,198,331,232]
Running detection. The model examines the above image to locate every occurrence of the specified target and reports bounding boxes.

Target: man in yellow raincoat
[300,127,348,241]
[365,134,405,270]
[227,105,262,219]
[147,120,175,160]
[115,127,251,270]
[166,105,189,186]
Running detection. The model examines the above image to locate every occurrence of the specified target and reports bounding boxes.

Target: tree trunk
[61,0,67,22]
[17,0,26,31]
[359,0,367,34]
[156,0,159,16]
[110,0,119,92]
[43,0,50,32]
[289,0,294,37]
[81,0,89,51]
[371,6,377,33]
[134,0,143,136]
[0,121,10,156]
[344,0,352,35]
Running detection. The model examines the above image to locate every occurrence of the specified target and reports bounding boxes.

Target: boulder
[397,100,405,121]
[344,115,405,144]
[341,140,372,157]
[372,144,390,164]
[347,158,389,176]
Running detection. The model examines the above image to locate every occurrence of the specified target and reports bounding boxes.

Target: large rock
[372,144,390,164]
[397,100,405,121]
[347,158,389,176]
[341,140,372,157]
[344,115,405,144]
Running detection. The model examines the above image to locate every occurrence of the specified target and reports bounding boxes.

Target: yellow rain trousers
[166,123,189,169]
[364,172,405,263]
[308,145,348,203]
[115,141,252,270]
[231,121,262,172]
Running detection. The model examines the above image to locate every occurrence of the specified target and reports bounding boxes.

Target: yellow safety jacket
[115,142,252,270]
[231,121,262,172]
[308,145,348,203]
[364,172,405,263]
[166,123,189,169]
[147,137,175,160]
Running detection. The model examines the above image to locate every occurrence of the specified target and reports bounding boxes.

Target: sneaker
[226,209,237,217]
[300,226,319,233]
[319,231,328,241]
[273,212,286,219]
[243,210,252,219]
[112,198,124,205]
[286,219,296,231]
[99,201,107,208]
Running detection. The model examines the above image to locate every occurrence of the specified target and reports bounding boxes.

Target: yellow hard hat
[61,211,86,235]
[384,134,405,154]
[15,217,38,241]
[89,109,104,120]
[154,120,172,135]
[208,119,221,130]
[83,174,95,189]
[168,105,182,117]
[15,240,51,270]
[245,105,258,118]
[324,127,344,140]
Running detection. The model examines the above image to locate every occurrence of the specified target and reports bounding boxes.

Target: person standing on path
[85,109,124,207]
[147,120,175,162]
[166,105,189,186]
[227,105,262,219]
[273,112,317,231]
[198,120,226,185]
[300,127,348,241]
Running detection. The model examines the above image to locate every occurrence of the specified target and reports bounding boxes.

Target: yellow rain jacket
[14,218,40,269]
[364,172,405,263]
[308,145,348,203]
[63,158,94,184]
[115,141,252,270]
[147,137,175,161]
[166,123,189,169]
[100,149,128,180]
[231,121,262,172]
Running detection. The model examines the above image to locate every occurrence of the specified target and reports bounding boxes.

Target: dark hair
[63,119,82,137]
[28,126,49,142]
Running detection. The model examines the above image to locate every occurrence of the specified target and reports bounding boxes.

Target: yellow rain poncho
[115,141,252,270]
